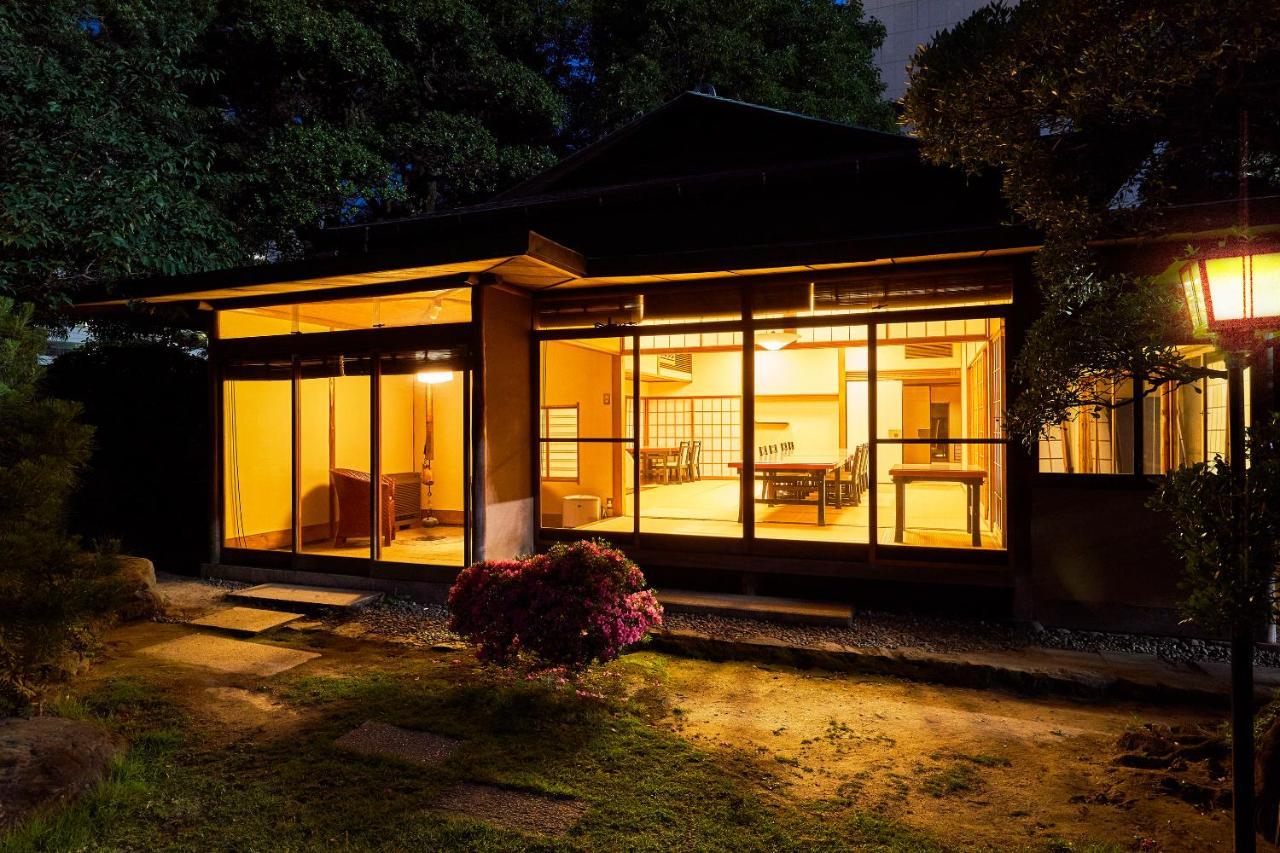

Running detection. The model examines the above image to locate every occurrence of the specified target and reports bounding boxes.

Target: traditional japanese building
[84,93,1277,634]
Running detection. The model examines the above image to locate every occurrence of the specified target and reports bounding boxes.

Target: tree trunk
[1255,702,1280,846]
[1233,626,1257,853]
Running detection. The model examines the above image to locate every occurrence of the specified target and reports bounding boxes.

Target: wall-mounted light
[427,296,445,322]
[416,370,453,384]
[756,330,800,351]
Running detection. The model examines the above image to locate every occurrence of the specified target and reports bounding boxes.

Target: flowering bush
[447,540,663,669]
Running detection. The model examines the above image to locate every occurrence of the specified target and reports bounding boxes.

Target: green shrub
[0,299,122,714]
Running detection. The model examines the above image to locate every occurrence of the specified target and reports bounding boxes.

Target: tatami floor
[286,524,467,565]
[576,479,1002,549]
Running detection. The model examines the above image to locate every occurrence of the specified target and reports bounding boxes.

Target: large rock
[0,717,125,829]
[116,556,166,621]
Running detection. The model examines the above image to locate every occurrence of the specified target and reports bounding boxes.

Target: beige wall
[223,378,291,541]
[483,287,535,559]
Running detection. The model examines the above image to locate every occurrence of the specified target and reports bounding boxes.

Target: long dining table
[728,453,849,525]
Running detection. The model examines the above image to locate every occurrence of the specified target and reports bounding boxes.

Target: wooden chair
[330,468,396,547]
[652,442,691,484]
[824,450,858,506]
[854,443,870,502]
[687,440,702,481]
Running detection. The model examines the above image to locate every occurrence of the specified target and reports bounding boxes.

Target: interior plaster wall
[540,338,625,523]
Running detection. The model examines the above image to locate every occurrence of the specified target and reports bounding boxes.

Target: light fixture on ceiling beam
[756,330,800,351]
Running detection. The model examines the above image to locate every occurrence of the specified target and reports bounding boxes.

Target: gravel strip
[294,592,1280,670]
[345,598,460,647]
[663,610,1280,669]
[198,577,253,591]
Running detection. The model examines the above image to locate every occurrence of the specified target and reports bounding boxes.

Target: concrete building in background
[864,0,1013,101]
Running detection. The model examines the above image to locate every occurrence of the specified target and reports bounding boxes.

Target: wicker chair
[330,468,396,547]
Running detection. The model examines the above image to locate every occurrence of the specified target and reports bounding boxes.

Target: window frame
[1034,350,1245,481]
[532,280,1013,564]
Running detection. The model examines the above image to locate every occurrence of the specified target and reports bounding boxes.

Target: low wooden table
[888,464,987,547]
[729,455,847,525]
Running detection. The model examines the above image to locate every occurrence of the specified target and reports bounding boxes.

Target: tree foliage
[564,0,895,144]
[0,1,239,314]
[1,0,894,314]
[45,340,211,575]
[197,0,570,248]
[0,300,122,714]
[903,0,1280,446]
[1154,413,1280,634]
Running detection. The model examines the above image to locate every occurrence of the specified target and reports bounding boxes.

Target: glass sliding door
[297,355,373,559]
[220,338,472,572]
[750,324,869,544]
[222,359,293,551]
[538,337,635,534]
[874,319,1007,549]
[376,352,468,566]
[636,332,743,538]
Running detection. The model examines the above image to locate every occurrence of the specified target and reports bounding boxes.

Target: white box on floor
[562,495,601,528]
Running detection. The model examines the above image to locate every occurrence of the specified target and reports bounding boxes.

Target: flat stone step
[139,633,319,677]
[657,590,853,627]
[226,583,382,614]
[335,721,461,767]
[189,606,305,636]
[433,782,586,838]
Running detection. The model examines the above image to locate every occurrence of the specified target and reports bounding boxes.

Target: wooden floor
[283,525,467,565]
[578,479,1002,549]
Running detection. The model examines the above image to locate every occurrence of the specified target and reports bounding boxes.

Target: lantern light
[1180,248,1280,336]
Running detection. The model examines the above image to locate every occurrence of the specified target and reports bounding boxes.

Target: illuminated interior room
[538,301,1007,550]
[220,289,472,569]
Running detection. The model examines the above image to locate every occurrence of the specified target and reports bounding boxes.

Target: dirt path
[656,656,1256,851]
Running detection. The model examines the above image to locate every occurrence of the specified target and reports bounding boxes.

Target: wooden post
[1229,352,1256,853]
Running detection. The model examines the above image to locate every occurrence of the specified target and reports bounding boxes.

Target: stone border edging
[648,628,1246,708]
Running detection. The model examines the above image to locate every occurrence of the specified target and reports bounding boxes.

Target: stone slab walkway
[433,782,586,837]
[652,627,1280,707]
[138,633,319,677]
[190,606,304,635]
[334,721,461,767]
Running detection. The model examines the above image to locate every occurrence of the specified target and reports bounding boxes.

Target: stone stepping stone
[227,583,381,613]
[190,606,305,636]
[334,721,461,767]
[139,633,319,677]
[433,782,586,837]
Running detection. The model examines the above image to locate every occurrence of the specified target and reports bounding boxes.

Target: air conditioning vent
[660,353,692,374]
[905,343,953,359]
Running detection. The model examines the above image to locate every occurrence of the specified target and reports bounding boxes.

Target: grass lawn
[4,606,1231,853]
[1,638,945,852]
